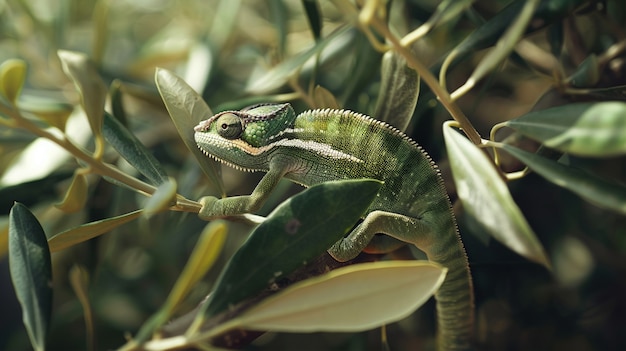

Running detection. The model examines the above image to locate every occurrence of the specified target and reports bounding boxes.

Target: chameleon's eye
[215,113,243,139]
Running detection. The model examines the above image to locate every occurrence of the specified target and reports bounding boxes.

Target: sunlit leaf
[8,203,52,351]
[102,112,168,186]
[55,171,89,213]
[443,123,551,269]
[374,51,419,132]
[232,261,446,332]
[0,59,27,105]
[57,50,107,142]
[155,68,224,196]
[133,221,227,342]
[197,179,382,321]
[48,210,142,252]
[499,144,626,215]
[143,177,177,216]
[503,101,626,157]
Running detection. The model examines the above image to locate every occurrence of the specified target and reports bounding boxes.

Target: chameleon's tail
[427,218,474,351]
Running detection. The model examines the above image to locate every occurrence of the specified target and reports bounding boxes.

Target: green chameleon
[194,103,473,351]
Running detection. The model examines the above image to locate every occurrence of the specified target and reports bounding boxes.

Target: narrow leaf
[499,144,626,215]
[155,68,224,196]
[55,171,89,213]
[443,123,551,269]
[504,102,626,157]
[199,179,383,319]
[8,203,52,351]
[244,26,350,94]
[102,112,169,185]
[233,261,446,332]
[134,221,227,342]
[301,0,322,41]
[0,58,28,104]
[57,50,106,140]
[48,210,142,252]
[68,265,94,351]
[143,177,177,216]
[374,51,419,132]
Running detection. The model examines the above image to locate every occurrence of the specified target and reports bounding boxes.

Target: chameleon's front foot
[197,196,221,220]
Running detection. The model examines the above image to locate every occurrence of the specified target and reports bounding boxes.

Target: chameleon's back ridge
[195,103,474,350]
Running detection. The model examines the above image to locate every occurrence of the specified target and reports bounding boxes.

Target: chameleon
[194,103,474,351]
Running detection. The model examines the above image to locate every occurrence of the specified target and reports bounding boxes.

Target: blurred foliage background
[1,0,625,350]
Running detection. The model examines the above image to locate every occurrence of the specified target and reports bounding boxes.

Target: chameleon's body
[194,103,473,350]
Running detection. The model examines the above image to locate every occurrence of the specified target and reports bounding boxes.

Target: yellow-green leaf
[443,122,551,269]
[0,59,27,105]
[231,261,446,332]
[48,210,142,252]
[69,265,94,351]
[133,221,227,342]
[55,171,89,213]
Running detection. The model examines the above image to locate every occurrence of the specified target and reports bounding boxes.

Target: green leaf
[155,68,224,196]
[199,179,383,319]
[443,123,551,269]
[503,102,626,157]
[8,203,52,351]
[48,210,142,252]
[232,261,446,332]
[269,0,288,55]
[0,58,28,105]
[374,51,419,132]
[54,171,89,213]
[143,177,177,216]
[499,144,626,215]
[102,112,169,185]
[244,26,351,94]
[57,50,107,141]
[301,0,322,41]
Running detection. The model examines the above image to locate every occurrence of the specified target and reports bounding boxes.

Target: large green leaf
[499,144,626,215]
[503,102,626,157]
[198,179,382,320]
[102,112,169,186]
[231,261,446,332]
[155,68,224,196]
[443,123,550,269]
[8,203,52,351]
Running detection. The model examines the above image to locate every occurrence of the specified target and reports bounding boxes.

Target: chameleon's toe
[198,196,219,220]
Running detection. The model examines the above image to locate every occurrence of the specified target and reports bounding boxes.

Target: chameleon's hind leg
[327,210,473,351]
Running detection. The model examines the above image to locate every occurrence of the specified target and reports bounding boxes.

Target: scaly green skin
[194,103,474,350]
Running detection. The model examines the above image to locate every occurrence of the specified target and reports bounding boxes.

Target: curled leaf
[55,171,89,213]
[0,59,27,105]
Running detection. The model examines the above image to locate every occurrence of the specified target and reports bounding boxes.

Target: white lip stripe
[196,132,363,163]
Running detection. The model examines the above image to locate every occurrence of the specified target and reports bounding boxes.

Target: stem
[367,16,482,145]
[4,106,202,213]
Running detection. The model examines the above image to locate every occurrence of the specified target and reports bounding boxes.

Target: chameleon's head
[194,103,296,171]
